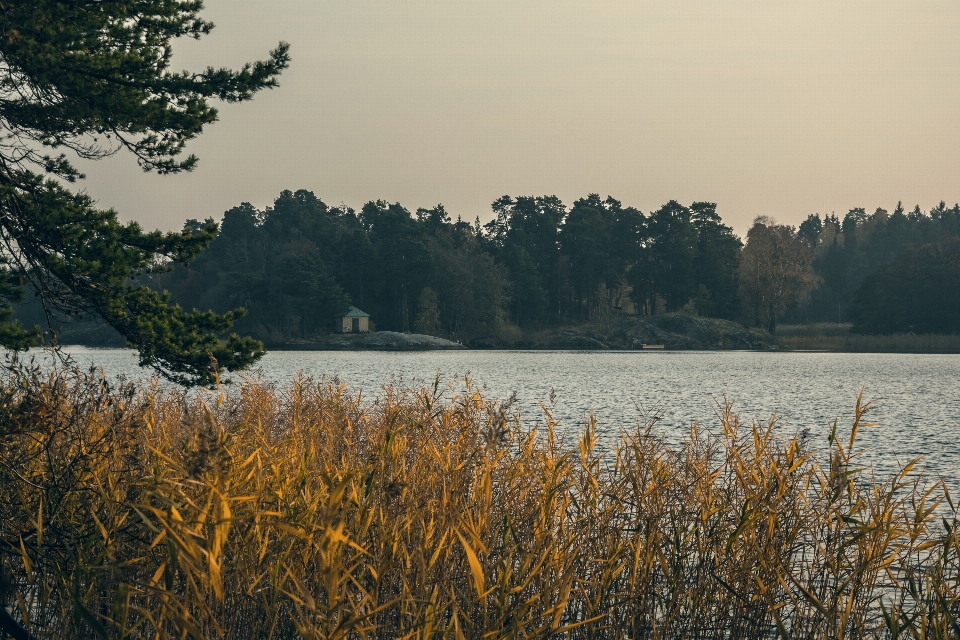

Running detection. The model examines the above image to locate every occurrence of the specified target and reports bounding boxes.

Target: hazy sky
[77,0,960,236]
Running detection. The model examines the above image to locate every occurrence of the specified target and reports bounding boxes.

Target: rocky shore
[279,331,466,351]
[52,313,779,352]
[277,314,778,351]
[512,313,779,351]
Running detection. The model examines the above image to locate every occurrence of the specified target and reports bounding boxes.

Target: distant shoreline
[775,323,960,353]
[45,316,960,354]
[777,334,960,354]
[276,331,465,351]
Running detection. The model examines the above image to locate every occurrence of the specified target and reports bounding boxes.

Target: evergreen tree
[484,195,563,326]
[0,0,289,385]
[797,214,823,248]
[690,202,742,319]
[561,194,615,318]
[852,238,960,334]
[646,201,698,311]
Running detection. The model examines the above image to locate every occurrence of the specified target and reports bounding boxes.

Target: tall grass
[777,324,960,353]
[0,359,957,639]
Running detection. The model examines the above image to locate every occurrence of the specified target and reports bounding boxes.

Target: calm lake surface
[48,349,960,484]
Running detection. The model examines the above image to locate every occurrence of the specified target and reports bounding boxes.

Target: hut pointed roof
[339,306,370,318]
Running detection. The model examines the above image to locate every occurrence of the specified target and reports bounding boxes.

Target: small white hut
[336,306,371,333]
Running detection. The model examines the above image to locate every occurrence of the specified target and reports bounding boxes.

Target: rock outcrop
[281,331,466,351]
[518,313,779,350]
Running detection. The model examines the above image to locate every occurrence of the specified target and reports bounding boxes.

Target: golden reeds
[0,359,957,639]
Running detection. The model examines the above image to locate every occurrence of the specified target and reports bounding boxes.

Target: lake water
[38,348,960,485]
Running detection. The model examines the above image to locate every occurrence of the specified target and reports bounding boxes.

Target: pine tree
[0,0,290,385]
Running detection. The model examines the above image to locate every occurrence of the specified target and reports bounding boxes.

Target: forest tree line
[145,190,742,345]
[792,202,960,334]
[122,191,960,345]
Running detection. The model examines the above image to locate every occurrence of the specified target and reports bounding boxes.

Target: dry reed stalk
[0,359,957,639]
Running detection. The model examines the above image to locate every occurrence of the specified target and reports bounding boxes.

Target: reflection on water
[36,348,960,483]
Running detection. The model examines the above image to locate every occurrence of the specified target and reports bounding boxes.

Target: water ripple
[53,348,960,486]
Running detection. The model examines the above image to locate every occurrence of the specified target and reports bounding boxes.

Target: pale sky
[77,0,960,236]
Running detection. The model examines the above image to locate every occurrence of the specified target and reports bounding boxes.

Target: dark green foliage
[691,202,742,319]
[628,200,735,316]
[413,287,441,335]
[483,194,733,324]
[561,195,619,317]
[851,238,960,334]
[500,243,548,328]
[785,202,960,328]
[0,260,38,350]
[485,195,566,327]
[155,192,511,345]
[0,0,288,173]
[158,192,352,342]
[362,200,434,332]
[0,0,289,384]
[276,253,350,339]
[429,224,510,343]
[797,213,823,248]
[151,191,752,346]
[147,191,960,341]
[646,200,699,310]
[5,176,266,385]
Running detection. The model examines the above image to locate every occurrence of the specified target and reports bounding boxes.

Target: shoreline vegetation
[1,361,958,638]
[13,190,960,370]
[777,324,960,354]
[48,314,960,354]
